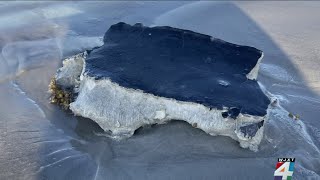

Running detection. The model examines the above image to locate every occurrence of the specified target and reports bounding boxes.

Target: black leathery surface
[84,22,270,116]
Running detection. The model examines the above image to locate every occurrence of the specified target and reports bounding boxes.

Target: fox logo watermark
[274,158,295,180]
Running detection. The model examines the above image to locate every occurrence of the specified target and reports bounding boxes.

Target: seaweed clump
[288,112,300,120]
[49,77,73,110]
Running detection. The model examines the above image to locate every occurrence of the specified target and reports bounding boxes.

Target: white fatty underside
[55,52,87,88]
[57,52,270,152]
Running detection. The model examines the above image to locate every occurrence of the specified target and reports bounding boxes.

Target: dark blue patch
[221,107,241,119]
[228,107,241,119]
[222,112,229,118]
[240,120,264,138]
[85,22,270,116]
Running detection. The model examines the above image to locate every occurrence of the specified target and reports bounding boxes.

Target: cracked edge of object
[71,73,269,152]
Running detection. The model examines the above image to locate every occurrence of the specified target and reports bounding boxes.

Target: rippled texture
[0,1,320,180]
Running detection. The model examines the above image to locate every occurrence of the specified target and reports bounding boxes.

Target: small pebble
[192,123,198,128]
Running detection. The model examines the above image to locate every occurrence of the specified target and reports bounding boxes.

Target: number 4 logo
[274,162,295,180]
